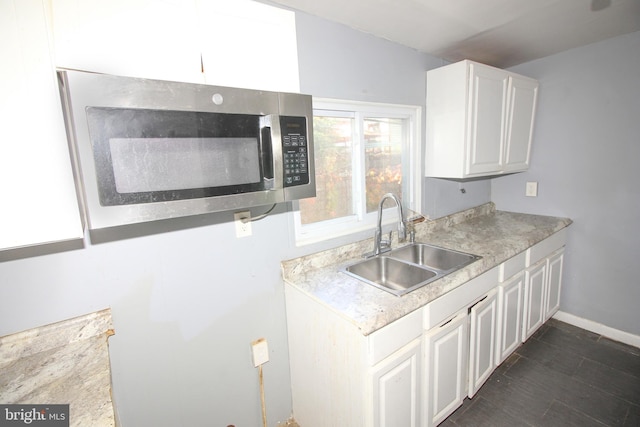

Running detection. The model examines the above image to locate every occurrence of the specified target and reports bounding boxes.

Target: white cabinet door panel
[545,249,564,320]
[496,273,524,364]
[504,76,538,172]
[468,290,498,398]
[523,261,547,341]
[371,338,421,427]
[466,63,508,175]
[424,311,468,427]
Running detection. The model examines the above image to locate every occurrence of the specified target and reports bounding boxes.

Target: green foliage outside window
[300,115,403,225]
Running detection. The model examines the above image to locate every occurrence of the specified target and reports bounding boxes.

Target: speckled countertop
[0,309,117,426]
[281,203,572,336]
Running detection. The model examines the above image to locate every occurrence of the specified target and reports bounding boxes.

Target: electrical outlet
[526,181,538,197]
[234,211,252,237]
[251,338,269,367]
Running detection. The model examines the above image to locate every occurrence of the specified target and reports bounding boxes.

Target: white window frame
[292,98,422,246]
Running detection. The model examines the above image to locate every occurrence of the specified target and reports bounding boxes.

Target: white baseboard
[553,311,640,349]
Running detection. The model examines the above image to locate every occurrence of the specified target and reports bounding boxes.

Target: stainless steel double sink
[342,243,481,296]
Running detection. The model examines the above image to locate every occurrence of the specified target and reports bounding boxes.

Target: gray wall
[492,31,640,336]
[424,178,492,219]
[0,7,454,427]
[296,12,442,105]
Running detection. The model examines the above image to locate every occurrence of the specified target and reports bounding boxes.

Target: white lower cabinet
[496,272,524,364]
[371,338,422,427]
[285,230,567,427]
[424,311,468,427]
[468,290,498,398]
[522,247,565,341]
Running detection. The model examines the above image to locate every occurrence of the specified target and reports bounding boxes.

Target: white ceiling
[268,0,640,68]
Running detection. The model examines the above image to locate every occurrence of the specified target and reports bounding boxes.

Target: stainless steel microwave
[58,70,315,230]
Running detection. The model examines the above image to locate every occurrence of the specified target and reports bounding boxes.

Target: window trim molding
[291,97,422,247]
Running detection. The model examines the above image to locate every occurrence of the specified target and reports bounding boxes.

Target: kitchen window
[293,99,421,245]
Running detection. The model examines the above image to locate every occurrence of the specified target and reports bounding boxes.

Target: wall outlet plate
[251,338,269,367]
[526,181,538,197]
[234,211,252,237]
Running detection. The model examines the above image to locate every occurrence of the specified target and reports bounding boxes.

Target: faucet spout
[368,193,406,257]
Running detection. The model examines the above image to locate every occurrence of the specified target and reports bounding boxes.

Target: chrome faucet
[367,193,407,257]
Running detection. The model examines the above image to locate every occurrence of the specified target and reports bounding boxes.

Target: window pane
[299,115,354,224]
[364,117,404,212]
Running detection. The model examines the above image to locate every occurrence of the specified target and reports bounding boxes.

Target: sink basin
[387,243,480,271]
[344,256,438,296]
[343,243,480,296]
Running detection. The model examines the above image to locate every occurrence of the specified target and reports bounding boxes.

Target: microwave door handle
[260,115,283,190]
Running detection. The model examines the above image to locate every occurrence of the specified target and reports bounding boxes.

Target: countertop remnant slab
[0,309,116,427]
[282,203,572,336]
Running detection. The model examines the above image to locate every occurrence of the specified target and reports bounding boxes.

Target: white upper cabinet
[197,0,300,92]
[50,0,299,92]
[50,0,203,83]
[0,0,83,251]
[425,60,538,179]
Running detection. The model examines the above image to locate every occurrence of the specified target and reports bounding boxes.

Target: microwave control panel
[280,116,310,187]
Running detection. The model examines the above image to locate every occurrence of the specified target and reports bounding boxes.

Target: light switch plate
[526,181,538,197]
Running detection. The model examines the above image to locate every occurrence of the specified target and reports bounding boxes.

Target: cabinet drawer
[499,251,526,282]
[527,228,566,267]
[423,267,499,330]
[368,308,422,366]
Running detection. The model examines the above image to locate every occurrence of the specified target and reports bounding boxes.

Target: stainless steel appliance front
[58,70,315,229]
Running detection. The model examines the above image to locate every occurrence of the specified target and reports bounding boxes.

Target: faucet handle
[406,214,426,243]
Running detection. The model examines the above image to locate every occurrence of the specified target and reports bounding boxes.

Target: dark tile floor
[441,318,640,426]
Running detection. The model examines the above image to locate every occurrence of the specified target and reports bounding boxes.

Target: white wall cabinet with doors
[0,0,83,251]
[285,229,567,427]
[49,0,300,92]
[425,60,538,178]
